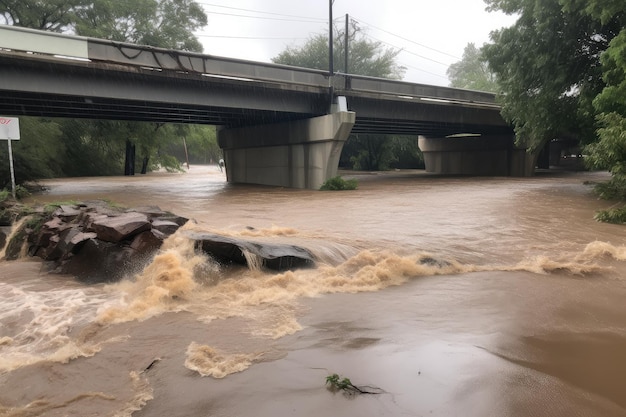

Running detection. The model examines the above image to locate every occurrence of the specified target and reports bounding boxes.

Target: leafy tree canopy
[0,0,207,52]
[483,0,626,208]
[272,21,405,80]
[482,0,624,151]
[447,43,498,92]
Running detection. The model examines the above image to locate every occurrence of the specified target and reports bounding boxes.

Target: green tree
[0,0,207,51]
[447,43,498,92]
[0,117,66,188]
[74,0,207,52]
[584,28,626,200]
[482,0,622,152]
[0,0,89,30]
[272,21,405,79]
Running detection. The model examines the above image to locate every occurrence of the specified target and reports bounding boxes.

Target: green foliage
[482,0,622,151]
[590,175,626,201]
[163,125,221,165]
[447,43,499,92]
[325,373,383,395]
[326,374,354,392]
[340,135,423,171]
[0,0,207,52]
[320,176,358,191]
[584,113,626,177]
[594,206,626,224]
[0,117,66,189]
[272,21,405,79]
[0,189,9,203]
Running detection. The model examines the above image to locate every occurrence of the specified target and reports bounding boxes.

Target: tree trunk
[125,140,135,176]
[141,156,149,174]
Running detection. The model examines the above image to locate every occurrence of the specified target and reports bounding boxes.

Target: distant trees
[272,21,405,79]
[273,23,423,171]
[447,43,498,92]
[0,0,213,189]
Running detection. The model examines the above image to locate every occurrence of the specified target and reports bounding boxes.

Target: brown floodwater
[1,166,625,417]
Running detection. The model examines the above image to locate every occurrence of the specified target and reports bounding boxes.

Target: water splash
[184,342,262,378]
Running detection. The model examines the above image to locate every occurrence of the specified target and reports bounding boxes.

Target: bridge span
[0,25,532,189]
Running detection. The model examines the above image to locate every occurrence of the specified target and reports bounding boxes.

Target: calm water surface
[1,166,625,417]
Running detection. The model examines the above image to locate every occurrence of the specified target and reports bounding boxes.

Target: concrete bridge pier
[418,135,535,176]
[218,110,356,189]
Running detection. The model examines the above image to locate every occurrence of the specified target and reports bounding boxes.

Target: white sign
[0,117,20,140]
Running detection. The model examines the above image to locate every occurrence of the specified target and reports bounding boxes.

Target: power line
[196,2,326,22]
[363,33,451,67]
[202,10,324,24]
[351,16,461,61]
[195,34,307,41]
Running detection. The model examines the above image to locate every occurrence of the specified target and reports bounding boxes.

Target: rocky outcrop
[186,232,315,271]
[1,200,317,283]
[3,201,188,283]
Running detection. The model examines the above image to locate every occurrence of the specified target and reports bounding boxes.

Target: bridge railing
[0,25,331,88]
[0,25,498,107]
[334,74,498,107]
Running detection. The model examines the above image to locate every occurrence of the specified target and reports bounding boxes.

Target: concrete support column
[218,111,356,189]
[418,134,534,176]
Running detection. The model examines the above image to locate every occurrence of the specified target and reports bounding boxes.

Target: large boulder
[92,212,152,242]
[185,232,315,271]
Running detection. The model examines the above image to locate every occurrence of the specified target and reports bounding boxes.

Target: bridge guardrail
[334,74,498,106]
[0,25,499,108]
[0,25,331,89]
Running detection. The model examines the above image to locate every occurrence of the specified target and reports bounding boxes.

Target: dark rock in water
[60,238,135,283]
[186,231,315,271]
[151,219,181,235]
[418,256,451,268]
[130,229,166,255]
[92,212,151,243]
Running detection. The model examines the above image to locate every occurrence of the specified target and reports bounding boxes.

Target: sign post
[0,117,20,199]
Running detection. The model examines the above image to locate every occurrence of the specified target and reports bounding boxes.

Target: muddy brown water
[1,166,625,417]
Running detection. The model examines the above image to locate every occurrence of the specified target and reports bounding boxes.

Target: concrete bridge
[0,25,532,189]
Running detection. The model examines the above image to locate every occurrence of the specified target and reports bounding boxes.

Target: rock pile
[3,201,188,283]
[1,200,317,283]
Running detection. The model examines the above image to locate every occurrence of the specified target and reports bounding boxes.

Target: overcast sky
[194,0,518,86]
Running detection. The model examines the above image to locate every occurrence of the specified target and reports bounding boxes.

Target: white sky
[194,0,518,86]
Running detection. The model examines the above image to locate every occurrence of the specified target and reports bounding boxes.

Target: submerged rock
[186,231,315,271]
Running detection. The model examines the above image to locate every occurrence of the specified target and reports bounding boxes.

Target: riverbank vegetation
[448,0,626,223]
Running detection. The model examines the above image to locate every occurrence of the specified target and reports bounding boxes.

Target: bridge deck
[0,25,511,137]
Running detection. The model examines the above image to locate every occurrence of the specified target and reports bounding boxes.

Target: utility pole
[328,0,333,76]
[344,14,349,74]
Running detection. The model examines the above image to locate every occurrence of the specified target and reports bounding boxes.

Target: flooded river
[1,166,625,416]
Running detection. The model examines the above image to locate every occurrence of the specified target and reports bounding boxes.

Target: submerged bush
[594,206,626,224]
[319,176,358,191]
[592,176,626,201]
